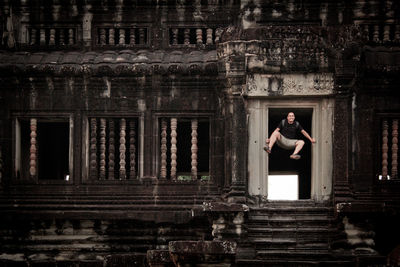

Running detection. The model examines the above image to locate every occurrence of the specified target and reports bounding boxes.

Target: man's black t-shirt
[277,119,303,139]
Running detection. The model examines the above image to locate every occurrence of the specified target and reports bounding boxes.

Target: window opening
[88,117,139,180]
[18,119,70,180]
[268,108,312,199]
[378,117,399,180]
[159,118,209,181]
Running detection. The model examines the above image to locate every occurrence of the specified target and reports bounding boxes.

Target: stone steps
[243,201,342,263]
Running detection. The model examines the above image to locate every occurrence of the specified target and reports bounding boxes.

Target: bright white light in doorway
[268,175,298,200]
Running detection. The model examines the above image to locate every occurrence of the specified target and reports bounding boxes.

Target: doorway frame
[247,98,334,201]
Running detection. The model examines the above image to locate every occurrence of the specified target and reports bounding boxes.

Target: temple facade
[0,1,399,266]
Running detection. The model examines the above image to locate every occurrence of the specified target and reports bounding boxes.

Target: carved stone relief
[246,73,334,96]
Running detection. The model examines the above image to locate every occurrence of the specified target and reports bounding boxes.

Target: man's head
[287,112,295,124]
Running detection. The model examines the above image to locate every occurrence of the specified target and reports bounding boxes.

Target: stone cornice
[0,50,219,77]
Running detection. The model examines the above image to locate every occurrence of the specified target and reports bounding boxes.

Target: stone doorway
[247,99,333,202]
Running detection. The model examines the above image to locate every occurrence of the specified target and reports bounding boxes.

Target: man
[264,112,315,160]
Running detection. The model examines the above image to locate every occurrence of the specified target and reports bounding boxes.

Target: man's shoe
[290,154,301,160]
[263,146,271,153]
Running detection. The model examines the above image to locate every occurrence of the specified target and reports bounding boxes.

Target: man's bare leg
[290,140,305,159]
[265,131,281,153]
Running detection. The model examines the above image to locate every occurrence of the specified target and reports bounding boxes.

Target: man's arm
[266,128,280,143]
[301,129,316,143]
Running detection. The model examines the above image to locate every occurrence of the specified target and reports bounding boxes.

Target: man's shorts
[277,134,298,150]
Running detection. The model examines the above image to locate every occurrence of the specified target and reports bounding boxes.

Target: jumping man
[264,112,316,160]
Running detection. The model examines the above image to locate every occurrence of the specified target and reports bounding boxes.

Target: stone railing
[28,27,77,46]
[379,117,398,180]
[88,117,138,180]
[96,27,148,46]
[362,23,400,44]
[169,27,222,46]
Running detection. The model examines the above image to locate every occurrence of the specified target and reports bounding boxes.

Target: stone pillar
[333,90,353,201]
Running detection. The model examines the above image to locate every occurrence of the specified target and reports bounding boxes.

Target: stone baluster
[392,119,398,178]
[160,119,168,179]
[90,118,98,180]
[170,118,177,180]
[49,28,56,45]
[30,28,37,45]
[129,120,136,179]
[100,29,106,45]
[373,25,380,42]
[394,25,400,42]
[172,28,178,45]
[130,28,136,44]
[119,118,126,179]
[68,29,74,45]
[215,28,222,44]
[191,119,198,180]
[184,28,190,45]
[109,28,115,45]
[363,24,370,41]
[383,25,390,42]
[206,28,213,45]
[99,118,106,180]
[59,29,65,45]
[382,120,389,179]
[29,118,37,179]
[119,29,125,45]
[40,29,46,45]
[108,120,115,180]
[139,28,145,44]
[196,28,203,44]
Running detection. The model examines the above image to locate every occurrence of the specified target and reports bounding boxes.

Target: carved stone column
[29,118,37,179]
[90,118,97,180]
[99,118,106,180]
[119,118,126,180]
[392,119,398,178]
[382,119,389,179]
[160,119,167,179]
[191,119,198,180]
[170,118,177,180]
[108,120,115,180]
[129,120,136,179]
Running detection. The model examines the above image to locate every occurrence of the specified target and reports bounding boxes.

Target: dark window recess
[20,121,69,180]
[268,108,313,199]
[159,118,209,180]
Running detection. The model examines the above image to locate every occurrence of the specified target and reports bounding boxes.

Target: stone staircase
[237,200,356,266]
